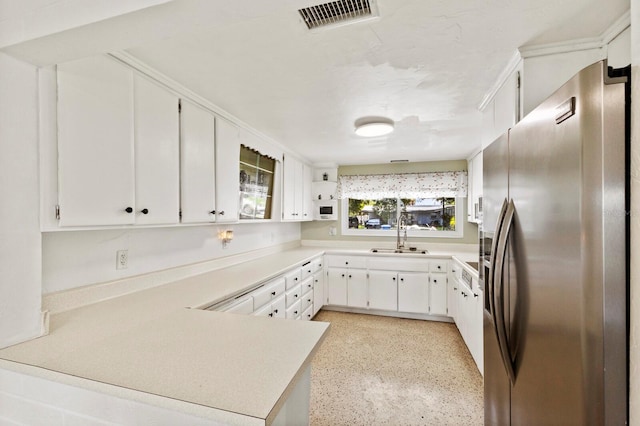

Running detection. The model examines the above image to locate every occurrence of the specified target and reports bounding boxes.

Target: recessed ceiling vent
[298,0,378,30]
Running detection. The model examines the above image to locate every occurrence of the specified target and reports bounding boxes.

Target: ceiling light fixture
[354,117,394,137]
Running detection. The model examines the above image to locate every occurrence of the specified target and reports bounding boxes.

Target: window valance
[336,171,468,199]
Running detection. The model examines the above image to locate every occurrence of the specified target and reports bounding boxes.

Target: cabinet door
[472,288,484,375]
[429,272,448,315]
[398,272,429,314]
[347,269,368,308]
[282,155,297,220]
[293,159,304,219]
[368,270,398,311]
[448,274,460,322]
[133,74,180,225]
[301,163,313,221]
[327,268,347,306]
[313,271,324,315]
[57,55,135,226]
[180,100,216,223]
[216,119,240,222]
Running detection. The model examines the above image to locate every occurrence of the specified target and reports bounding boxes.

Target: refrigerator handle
[493,199,517,385]
[488,199,509,323]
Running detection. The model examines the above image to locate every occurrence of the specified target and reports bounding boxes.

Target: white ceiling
[2,0,630,165]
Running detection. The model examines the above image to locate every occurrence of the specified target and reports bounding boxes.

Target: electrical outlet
[116,250,128,270]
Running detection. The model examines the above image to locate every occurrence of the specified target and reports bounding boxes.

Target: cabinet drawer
[326,255,367,269]
[301,276,314,294]
[286,285,302,308]
[272,295,286,318]
[286,299,302,319]
[430,260,448,273]
[301,304,314,321]
[254,303,272,317]
[301,290,313,312]
[252,277,286,309]
[369,257,429,272]
[311,257,323,273]
[284,268,302,290]
[301,261,314,280]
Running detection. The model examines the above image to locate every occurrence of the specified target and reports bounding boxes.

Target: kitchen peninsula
[0,244,478,425]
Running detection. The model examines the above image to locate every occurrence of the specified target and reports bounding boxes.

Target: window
[239,145,275,220]
[343,197,462,237]
[337,171,467,238]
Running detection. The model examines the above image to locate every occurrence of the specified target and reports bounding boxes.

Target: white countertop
[0,247,329,424]
[0,244,479,423]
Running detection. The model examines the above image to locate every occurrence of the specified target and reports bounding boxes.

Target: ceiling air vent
[298,0,378,30]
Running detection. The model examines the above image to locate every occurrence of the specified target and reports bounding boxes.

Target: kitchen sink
[370,248,429,255]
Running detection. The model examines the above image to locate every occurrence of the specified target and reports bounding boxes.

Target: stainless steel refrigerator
[482,60,629,425]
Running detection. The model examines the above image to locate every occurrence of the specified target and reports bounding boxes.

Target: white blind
[336,171,468,199]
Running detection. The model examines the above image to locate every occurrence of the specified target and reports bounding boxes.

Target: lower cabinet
[312,271,324,315]
[327,268,348,306]
[429,272,448,316]
[347,270,368,308]
[368,270,398,311]
[214,256,323,321]
[397,272,428,313]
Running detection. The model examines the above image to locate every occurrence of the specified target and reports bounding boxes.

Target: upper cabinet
[179,99,216,224]
[48,54,287,230]
[215,119,241,223]
[57,55,180,227]
[467,151,483,224]
[239,143,276,220]
[133,75,180,225]
[282,155,312,221]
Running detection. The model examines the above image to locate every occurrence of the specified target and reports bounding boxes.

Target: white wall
[0,52,42,348]
[43,222,300,294]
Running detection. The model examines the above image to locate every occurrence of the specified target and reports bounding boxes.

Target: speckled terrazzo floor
[310,310,483,426]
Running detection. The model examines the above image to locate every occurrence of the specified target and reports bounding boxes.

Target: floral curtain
[336,171,468,199]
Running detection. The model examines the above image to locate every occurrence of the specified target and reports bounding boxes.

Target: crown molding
[519,10,630,58]
[477,50,522,112]
[478,10,630,111]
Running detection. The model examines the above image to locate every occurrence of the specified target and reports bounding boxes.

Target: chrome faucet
[397,212,409,250]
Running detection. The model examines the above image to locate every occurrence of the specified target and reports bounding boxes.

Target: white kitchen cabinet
[302,163,313,220]
[286,299,302,319]
[284,268,302,290]
[286,285,302,308]
[133,74,180,225]
[180,99,216,223]
[301,287,313,313]
[467,151,483,223]
[282,155,312,221]
[473,287,484,375]
[57,55,135,226]
[429,272,448,316]
[313,270,324,315]
[215,119,240,223]
[346,269,368,308]
[397,272,429,314]
[368,270,398,311]
[254,294,286,319]
[302,305,314,321]
[448,264,461,322]
[327,268,348,306]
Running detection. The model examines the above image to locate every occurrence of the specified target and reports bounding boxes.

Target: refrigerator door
[482,133,510,425]
[506,61,627,425]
